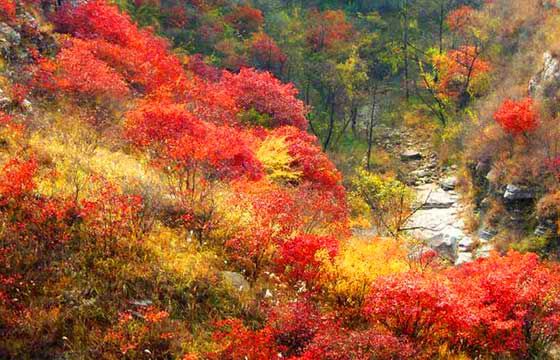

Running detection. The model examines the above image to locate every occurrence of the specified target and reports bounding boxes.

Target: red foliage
[494,97,540,135]
[305,9,353,52]
[185,54,222,82]
[34,39,129,99]
[364,271,465,353]
[210,319,280,360]
[272,126,342,190]
[226,181,302,280]
[225,5,264,37]
[277,234,338,284]
[54,0,137,46]
[447,5,476,33]
[11,84,29,106]
[222,68,308,130]
[249,32,287,72]
[125,95,203,147]
[80,178,145,249]
[297,324,414,360]
[53,0,184,94]
[167,123,263,181]
[0,158,37,204]
[0,0,15,21]
[447,251,560,356]
[269,299,322,357]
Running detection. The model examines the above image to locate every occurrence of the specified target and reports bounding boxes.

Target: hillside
[2,0,560,359]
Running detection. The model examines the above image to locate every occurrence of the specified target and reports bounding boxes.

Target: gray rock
[416,184,458,209]
[221,271,250,292]
[455,252,474,266]
[411,169,430,178]
[478,228,497,242]
[129,299,153,307]
[400,150,422,161]
[503,184,535,201]
[429,227,464,260]
[529,52,560,98]
[534,220,556,236]
[440,176,458,191]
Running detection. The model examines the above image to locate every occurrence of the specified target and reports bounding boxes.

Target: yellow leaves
[256,135,301,183]
[318,237,408,307]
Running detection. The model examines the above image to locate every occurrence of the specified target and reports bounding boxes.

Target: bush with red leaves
[222,68,308,130]
[277,234,338,284]
[225,5,264,37]
[494,97,540,135]
[209,319,280,360]
[0,0,15,21]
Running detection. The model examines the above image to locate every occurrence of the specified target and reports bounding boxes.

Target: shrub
[494,97,540,135]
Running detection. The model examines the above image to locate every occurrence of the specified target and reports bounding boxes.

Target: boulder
[440,176,458,191]
[428,227,463,261]
[221,271,250,292]
[529,52,560,98]
[416,184,458,209]
[478,228,497,242]
[455,252,474,266]
[400,150,422,161]
[503,184,535,201]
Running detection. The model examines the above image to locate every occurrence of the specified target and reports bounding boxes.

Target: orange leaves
[447,5,476,33]
[305,9,353,53]
[210,319,279,360]
[432,45,491,99]
[494,97,540,135]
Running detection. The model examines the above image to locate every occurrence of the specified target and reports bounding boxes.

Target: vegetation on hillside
[1,0,560,359]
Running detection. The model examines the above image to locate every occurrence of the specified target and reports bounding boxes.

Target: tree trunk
[366,85,378,170]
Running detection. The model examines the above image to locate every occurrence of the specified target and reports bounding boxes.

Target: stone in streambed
[400,150,422,161]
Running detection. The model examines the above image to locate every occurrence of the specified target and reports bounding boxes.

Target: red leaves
[222,68,308,130]
[360,252,560,357]
[364,271,462,352]
[167,123,264,181]
[494,97,540,135]
[0,0,15,22]
[277,234,338,284]
[446,251,560,355]
[0,158,37,203]
[298,326,414,360]
[37,39,129,99]
[249,32,287,72]
[125,93,263,181]
[210,319,280,360]
[53,0,184,94]
[225,5,264,37]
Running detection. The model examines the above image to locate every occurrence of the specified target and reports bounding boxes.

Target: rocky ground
[373,125,493,265]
